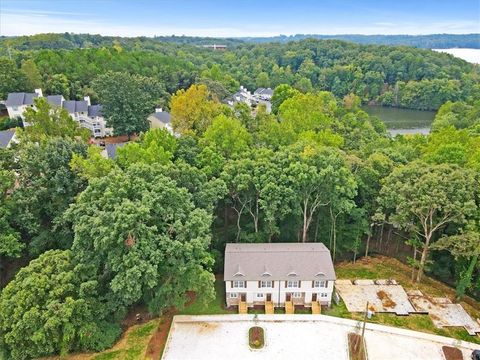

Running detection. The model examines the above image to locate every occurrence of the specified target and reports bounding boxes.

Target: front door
[241,293,246,301]
[266,293,272,302]
[312,293,317,302]
[286,293,291,301]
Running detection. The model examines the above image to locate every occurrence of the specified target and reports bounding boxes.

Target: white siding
[225,279,334,308]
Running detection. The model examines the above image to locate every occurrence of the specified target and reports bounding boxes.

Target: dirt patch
[348,333,366,360]
[145,311,175,360]
[248,326,265,349]
[377,290,397,308]
[442,346,463,360]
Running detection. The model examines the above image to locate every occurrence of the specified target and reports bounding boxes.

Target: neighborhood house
[5,89,113,137]
[224,243,336,310]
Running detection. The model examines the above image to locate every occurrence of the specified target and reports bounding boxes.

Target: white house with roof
[5,89,112,138]
[226,86,273,113]
[5,89,42,120]
[254,87,273,101]
[148,108,176,136]
[224,243,336,311]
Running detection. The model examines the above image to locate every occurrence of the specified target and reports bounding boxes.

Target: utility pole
[360,301,369,358]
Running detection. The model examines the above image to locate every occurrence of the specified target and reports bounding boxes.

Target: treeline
[1,34,479,111]
[1,78,480,357]
[3,33,479,49]
[240,33,480,49]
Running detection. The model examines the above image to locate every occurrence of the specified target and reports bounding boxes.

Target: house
[5,89,42,120]
[254,88,274,101]
[224,243,336,310]
[102,142,127,160]
[5,89,112,138]
[0,129,17,148]
[148,108,176,135]
[225,86,272,114]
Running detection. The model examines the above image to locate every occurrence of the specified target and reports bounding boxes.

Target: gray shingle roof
[105,142,127,159]
[152,111,171,124]
[46,95,64,107]
[63,100,88,114]
[0,130,15,148]
[224,243,336,281]
[88,105,103,117]
[6,92,39,107]
[254,88,273,96]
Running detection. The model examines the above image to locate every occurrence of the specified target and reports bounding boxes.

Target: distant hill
[238,34,480,49]
[1,33,478,51]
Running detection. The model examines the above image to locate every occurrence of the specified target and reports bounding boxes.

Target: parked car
[472,350,480,360]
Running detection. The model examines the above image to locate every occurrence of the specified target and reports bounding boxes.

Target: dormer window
[287,271,297,277]
[261,264,271,277]
[315,271,326,277]
[233,264,245,277]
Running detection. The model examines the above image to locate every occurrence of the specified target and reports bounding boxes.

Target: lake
[432,48,480,64]
[362,105,436,136]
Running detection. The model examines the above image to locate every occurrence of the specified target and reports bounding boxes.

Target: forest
[1,34,479,110]
[0,34,480,359]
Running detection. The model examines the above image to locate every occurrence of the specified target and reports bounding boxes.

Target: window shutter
[325,281,328,287]
[258,281,261,288]
[298,281,301,288]
[285,281,287,287]
[231,281,233,288]
[312,280,315,287]
[272,281,275,288]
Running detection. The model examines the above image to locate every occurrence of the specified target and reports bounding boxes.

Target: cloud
[1,9,479,37]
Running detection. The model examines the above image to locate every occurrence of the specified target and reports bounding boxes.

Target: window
[232,281,246,288]
[256,293,264,298]
[229,293,238,298]
[320,293,328,298]
[287,280,299,288]
[260,281,273,288]
[314,281,327,288]
[292,292,302,298]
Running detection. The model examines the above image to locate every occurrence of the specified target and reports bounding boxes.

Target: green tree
[20,59,42,91]
[93,72,166,138]
[12,138,87,255]
[271,84,300,114]
[116,128,177,168]
[0,250,120,360]
[70,146,117,180]
[0,58,26,99]
[46,74,70,98]
[200,115,252,159]
[433,229,480,300]
[21,98,90,142]
[67,164,215,314]
[377,163,477,282]
[0,170,23,258]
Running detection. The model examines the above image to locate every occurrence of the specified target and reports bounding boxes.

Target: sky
[1,0,479,38]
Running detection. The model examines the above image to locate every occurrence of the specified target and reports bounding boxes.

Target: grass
[330,256,480,344]
[179,280,235,315]
[42,319,159,360]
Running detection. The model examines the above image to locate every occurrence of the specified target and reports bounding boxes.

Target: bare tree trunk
[314,214,320,243]
[302,199,309,243]
[365,233,371,258]
[416,234,431,283]
[411,246,417,282]
[385,226,393,253]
